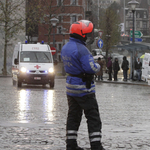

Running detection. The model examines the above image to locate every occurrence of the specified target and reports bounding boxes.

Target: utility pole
[98,0,100,28]
[124,0,126,34]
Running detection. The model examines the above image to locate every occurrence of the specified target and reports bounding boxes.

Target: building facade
[121,0,149,37]
[34,0,93,60]
[125,8,149,36]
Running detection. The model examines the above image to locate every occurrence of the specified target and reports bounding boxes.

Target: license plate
[34,77,41,80]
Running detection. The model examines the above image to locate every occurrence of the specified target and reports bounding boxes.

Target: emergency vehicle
[12,41,57,88]
[141,53,150,82]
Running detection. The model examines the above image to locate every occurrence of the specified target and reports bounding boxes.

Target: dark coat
[113,60,120,72]
[135,61,142,70]
[107,57,112,73]
[121,56,129,70]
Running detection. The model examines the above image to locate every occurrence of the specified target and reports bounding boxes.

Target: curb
[96,80,150,86]
[0,75,149,87]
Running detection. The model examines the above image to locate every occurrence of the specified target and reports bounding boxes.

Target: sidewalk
[1,74,149,86]
[95,72,150,86]
[56,73,150,86]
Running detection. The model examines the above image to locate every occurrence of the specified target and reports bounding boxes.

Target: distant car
[92,49,102,56]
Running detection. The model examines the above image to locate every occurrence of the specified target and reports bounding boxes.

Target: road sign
[97,39,103,48]
[130,38,142,42]
[130,31,143,38]
[51,47,56,55]
[99,31,103,38]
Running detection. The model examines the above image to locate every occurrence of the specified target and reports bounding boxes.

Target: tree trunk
[3,28,8,75]
[3,0,8,75]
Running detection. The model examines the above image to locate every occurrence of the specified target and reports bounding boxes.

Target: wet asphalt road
[0,77,150,150]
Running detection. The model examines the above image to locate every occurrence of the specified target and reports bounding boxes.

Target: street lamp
[128,0,139,80]
[50,17,59,48]
[128,0,139,43]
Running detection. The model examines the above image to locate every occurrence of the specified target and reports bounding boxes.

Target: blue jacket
[61,37,100,97]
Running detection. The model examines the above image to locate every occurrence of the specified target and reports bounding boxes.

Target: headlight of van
[20,67,27,73]
[49,67,54,73]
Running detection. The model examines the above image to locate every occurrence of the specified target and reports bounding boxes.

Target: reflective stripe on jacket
[61,37,100,97]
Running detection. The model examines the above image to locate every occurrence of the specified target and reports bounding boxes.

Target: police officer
[61,20,105,150]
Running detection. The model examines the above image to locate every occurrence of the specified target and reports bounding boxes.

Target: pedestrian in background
[113,58,120,81]
[121,56,129,81]
[135,58,142,81]
[96,57,103,81]
[61,20,105,150]
[107,57,112,81]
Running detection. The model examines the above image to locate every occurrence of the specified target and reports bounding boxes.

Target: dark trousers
[114,71,118,81]
[95,75,103,80]
[108,72,112,80]
[123,70,128,80]
[66,94,103,150]
[136,69,141,81]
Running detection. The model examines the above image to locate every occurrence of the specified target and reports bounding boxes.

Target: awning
[117,43,150,52]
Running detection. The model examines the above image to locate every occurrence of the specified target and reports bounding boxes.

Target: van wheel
[50,81,54,88]
[17,80,22,87]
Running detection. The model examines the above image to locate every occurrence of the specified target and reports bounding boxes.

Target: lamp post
[50,17,59,55]
[128,0,139,80]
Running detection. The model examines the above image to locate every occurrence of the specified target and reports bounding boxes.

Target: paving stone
[0,78,150,149]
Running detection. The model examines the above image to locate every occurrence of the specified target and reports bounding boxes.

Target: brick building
[26,0,93,60]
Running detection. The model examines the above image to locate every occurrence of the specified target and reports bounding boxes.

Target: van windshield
[20,51,53,63]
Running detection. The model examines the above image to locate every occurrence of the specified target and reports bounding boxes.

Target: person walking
[121,56,129,81]
[107,57,112,80]
[113,58,120,81]
[135,58,142,81]
[61,20,105,150]
[96,57,103,81]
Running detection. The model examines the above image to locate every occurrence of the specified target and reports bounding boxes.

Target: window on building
[126,21,128,28]
[137,13,140,18]
[58,0,63,6]
[143,22,147,28]
[136,21,140,28]
[129,12,132,18]
[129,21,133,28]
[144,12,147,18]
[72,15,77,23]
[58,44,62,52]
[58,16,62,23]
[58,27,62,34]
[71,0,77,5]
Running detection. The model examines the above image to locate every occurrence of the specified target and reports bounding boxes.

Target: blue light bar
[25,40,28,44]
[41,41,44,44]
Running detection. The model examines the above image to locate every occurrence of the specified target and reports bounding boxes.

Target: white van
[12,42,57,88]
[142,53,150,82]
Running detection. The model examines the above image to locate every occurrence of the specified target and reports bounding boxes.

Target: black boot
[67,146,84,150]
[75,146,84,150]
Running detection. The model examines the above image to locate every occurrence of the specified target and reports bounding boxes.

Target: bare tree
[26,0,40,43]
[26,0,67,45]
[0,0,25,75]
[99,2,121,64]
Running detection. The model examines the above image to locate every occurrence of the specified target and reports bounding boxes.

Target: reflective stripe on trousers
[66,130,77,140]
[89,131,101,142]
